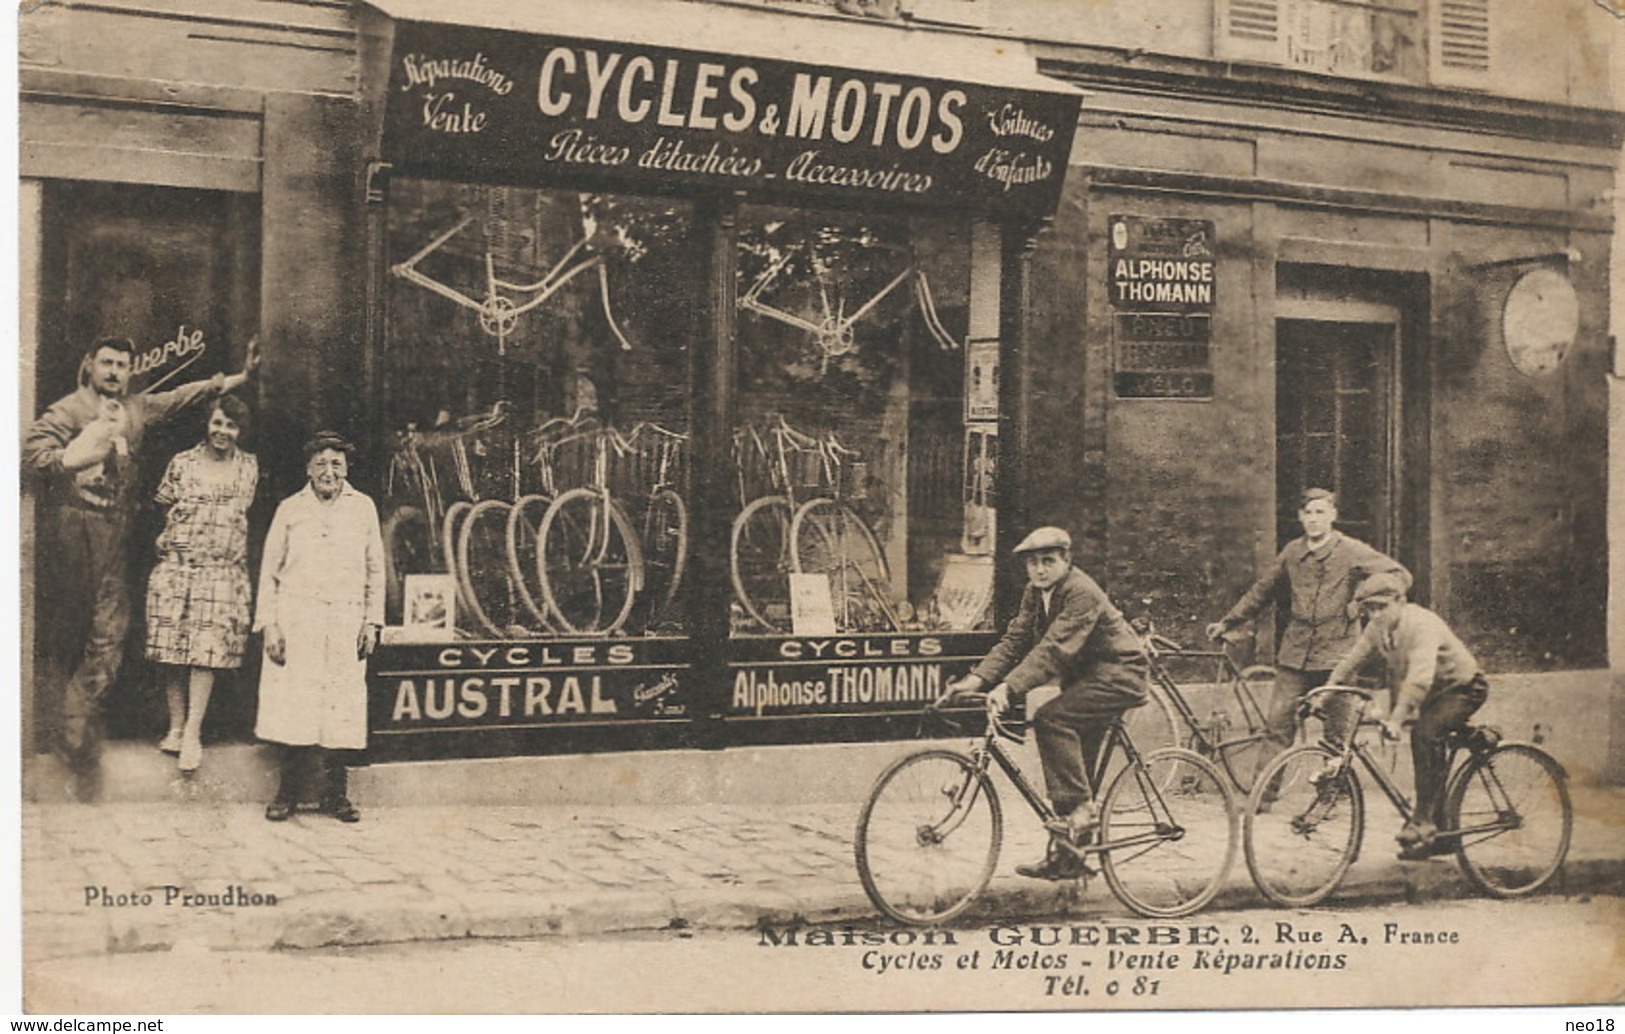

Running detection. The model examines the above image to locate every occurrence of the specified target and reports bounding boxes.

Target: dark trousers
[44,507,131,773]
[272,746,351,807]
[1032,659,1148,816]
[1412,674,1489,828]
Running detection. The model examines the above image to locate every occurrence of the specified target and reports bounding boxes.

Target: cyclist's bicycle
[1116,621,1278,795]
[855,690,1238,924]
[1243,685,1573,906]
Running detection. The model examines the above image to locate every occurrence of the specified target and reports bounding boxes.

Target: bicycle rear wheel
[1243,745,1364,907]
[1447,744,1571,898]
[855,750,1001,925]
[790,498,897,633]
[459,500,533,638]
[730,496,793,633]
[381,505,436,625]
[1216,665,1277,794]
[639,488,688,631]
[536,488,643,635]
[1101,681,1182,813]
[1099,747,1236,918]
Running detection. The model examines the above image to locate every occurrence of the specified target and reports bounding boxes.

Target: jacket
[971,566,1145,699]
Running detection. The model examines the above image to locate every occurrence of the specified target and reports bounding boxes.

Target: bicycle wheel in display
[440,501,475,627]
[638,488,688,631]
[1446,744,1572,899]
[381,505,436,625]
[1098,747,1236,918]
[1242,745,1364,907]
[730,496,793,633]
[790,498,896,632]
[1215,665,1278,795]
[855,750,1002,926]
[1101,681,1182,813]
[459,500,533,638]
[505,494,554,630]
[536,488,644,635]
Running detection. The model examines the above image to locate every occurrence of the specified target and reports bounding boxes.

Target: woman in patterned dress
[145,395,258,773]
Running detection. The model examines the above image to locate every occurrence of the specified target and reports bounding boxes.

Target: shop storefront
[355,1,1083,759]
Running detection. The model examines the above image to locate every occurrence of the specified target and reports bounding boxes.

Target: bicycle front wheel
[505,494,554,629]
[730,496,793,633]
[1243,745,1364,907]
[1098,748,1235,918]
[1447,744,1571,898]
[536,488,643,635]
[441,501,475,628]
[790,498,897,633]
[855,750,1002,926]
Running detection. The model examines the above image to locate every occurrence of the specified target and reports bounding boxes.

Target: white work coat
[253,481,384,749]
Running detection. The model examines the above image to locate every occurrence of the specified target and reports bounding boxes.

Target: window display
[381,179,696,639]
[730,205,993,637]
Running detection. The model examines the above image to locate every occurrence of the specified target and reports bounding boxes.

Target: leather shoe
[1043,804,1099,845]
[1015,851,1089,881]
[1398,835,1457,861]
[324,798,361,823]
[264,800,293,822]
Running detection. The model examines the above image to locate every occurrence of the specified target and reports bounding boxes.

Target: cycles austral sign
[382,21,1080,217]
[368,638,690,734]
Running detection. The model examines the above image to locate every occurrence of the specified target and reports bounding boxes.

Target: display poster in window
[1109,215,1216,399]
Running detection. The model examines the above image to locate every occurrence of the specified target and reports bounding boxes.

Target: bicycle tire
[440,501,475,628]
[1447,743,1572,899]
[639,488,688,631]
[1098,747,1236,918]
[459,499,533,639]
[730,495,793,633]
[855,749,1002,926]
[381,505,436,626]
[505,493,554,630]
[536,488,643,635]
[1101,680,1183,812]
[1242,745,1364,907]
[789,497,897,632]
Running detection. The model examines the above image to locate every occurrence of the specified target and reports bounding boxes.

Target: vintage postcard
[11,0,1624,1018]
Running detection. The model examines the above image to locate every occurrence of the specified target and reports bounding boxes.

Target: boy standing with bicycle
[1328,573,1490,859]
[947,527,1148,881]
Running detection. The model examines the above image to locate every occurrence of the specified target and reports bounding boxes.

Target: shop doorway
[31,181,261,750]
[1274,311,1400,554]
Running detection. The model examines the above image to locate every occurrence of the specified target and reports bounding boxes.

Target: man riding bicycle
[947,526,1148,881]
[1328,572,1490,860]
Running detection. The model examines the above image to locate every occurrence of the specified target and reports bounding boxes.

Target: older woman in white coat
[255,431,384,822]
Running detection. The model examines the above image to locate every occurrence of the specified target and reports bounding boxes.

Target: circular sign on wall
[1502,267,1579,377]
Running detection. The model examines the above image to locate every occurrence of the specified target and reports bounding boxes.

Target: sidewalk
[23,778,1625,963]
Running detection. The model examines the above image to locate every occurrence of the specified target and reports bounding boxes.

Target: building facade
[18,0,1623,777]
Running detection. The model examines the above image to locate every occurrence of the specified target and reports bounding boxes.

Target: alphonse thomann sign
[381,20,1080,217]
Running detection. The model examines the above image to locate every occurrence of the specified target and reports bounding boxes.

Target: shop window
[381,179,697,640]
[729,204,991,638]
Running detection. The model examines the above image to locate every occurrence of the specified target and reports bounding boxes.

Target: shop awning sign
[378,19,1080,217]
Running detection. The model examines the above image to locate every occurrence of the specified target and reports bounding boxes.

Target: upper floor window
[1218,0,1488,87]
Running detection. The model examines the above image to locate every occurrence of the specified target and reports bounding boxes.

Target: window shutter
[1432,0,1492,86]
[1216,0,1286,64]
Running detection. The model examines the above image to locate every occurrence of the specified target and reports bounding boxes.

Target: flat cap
[302,430,356,458]
[1013,526,1072,555]
[1353,572,1407,604]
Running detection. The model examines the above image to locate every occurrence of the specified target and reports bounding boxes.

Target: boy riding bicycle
[1328,573,1490,859]
[946,526,1148,880]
